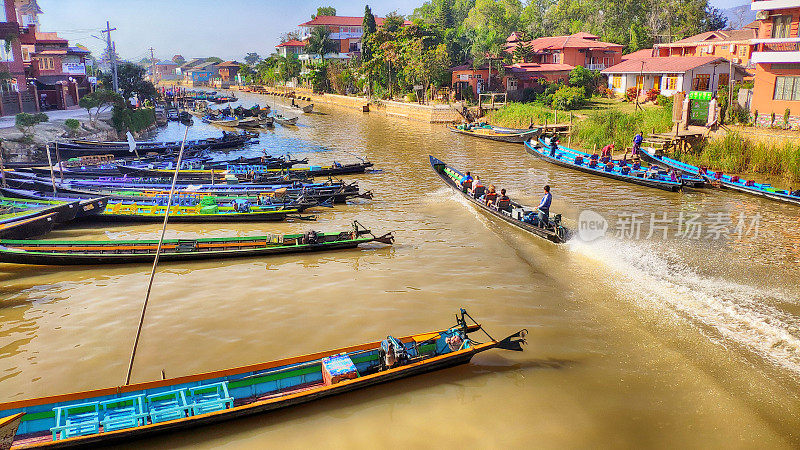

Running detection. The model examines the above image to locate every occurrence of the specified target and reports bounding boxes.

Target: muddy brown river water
[2,92,800,448]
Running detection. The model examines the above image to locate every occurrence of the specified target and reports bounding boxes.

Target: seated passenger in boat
[601,143,614,159]
[471,176,485,197]
[496,189,511,212]
[536,185,552,227]
[604,160,614,172]
[484,185,498,206]
[461,171,473,190]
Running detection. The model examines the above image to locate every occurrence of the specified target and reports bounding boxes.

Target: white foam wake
[570,238,800,377]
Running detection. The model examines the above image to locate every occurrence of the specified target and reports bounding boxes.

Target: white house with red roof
[601,56,749,96]
[276,40,306,58]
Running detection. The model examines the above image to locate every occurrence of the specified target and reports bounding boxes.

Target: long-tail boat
[117,161,373,180]
[93,200,310,223]
[525,138,683,192]
[449,123,541,143]
[640,148,800,206]
[0,222,393,265]
[56,133,256,158]
[0,310,526,449]
[430,156,570,243]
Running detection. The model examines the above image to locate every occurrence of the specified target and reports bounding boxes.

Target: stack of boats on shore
[0,133,386,265]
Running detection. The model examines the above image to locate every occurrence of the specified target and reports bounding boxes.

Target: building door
[635,76,644,91]
[653,76,660,91]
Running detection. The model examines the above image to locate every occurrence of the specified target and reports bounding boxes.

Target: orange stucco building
[750,0,800,125]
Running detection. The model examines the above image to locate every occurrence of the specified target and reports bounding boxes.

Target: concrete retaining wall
[380,100,462,123]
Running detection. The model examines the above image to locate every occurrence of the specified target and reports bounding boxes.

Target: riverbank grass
[684,132,800,183]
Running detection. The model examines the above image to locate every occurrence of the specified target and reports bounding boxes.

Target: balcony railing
[751,0,800,11]
[585,63,607,71]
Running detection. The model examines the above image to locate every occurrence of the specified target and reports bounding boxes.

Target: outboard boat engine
[379,336,409,370]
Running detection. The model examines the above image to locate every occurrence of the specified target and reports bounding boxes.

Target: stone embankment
[251,86,463,123]
[0,113,120,162]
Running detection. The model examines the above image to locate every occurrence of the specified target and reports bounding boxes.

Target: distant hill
[722,3,757,29]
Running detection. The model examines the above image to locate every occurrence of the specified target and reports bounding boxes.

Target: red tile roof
[505,63,574,78]
[300,15,411,27]
[276,40,306,47]
[570,32,600,40]
[664,27,757,47]
[622,49,655,60]
[34,31,67,44]
[602,56,725,74]
[505,32,622,54]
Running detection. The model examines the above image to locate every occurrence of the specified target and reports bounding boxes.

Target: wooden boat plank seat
[50,401,100,440]
[146,389,190,424]
[187,382,233,416]
[99,394,147,432]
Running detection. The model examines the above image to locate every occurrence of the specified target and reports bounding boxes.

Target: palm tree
[306,26,337,63]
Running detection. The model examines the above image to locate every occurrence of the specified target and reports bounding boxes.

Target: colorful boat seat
[187,382,234,416]
[99,394,148,432]
[146,388,190,423]
[51,401,100,440]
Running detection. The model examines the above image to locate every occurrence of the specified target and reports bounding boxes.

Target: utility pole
[101,21,118,93]
[149,47,157,85]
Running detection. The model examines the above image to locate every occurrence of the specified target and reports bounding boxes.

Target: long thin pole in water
[125,124,190,386]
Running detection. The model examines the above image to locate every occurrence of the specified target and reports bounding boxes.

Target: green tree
[363,5,377,35]
[205,57,223,64]
[100,62,156,105]
[277,54,301,82]
[78,89,123,126]
[306,26,337,62]
[437,0,455,29]
[312,6,337,19]
[244,52,261,66]
[406,40,450,104]
[568,66,600,96]
[382,12,406,34]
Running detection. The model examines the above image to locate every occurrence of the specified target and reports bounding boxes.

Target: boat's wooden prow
[0,413,23,450]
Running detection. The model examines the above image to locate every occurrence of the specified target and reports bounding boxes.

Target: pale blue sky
[38,0,746,62]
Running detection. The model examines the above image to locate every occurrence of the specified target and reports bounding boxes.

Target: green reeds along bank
[573,107,673,154]
[484,103,558,129]
[683,131,800,183]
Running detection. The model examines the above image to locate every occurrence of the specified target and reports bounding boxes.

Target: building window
[772,15,792,39]
[718,73,729,88]
[475,74,482,80]
[0,40,13,62]
[21,47,30,61]
[612,75,621,89]
[508,78,518,91]
[664,76,678,90]
[774,76,800,101]
[38,57,55,71]
[693,74,710,91]
[739,45,748,57]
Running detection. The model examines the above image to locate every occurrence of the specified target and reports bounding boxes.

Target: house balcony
[751,0,800,11]
[585,63,607,71]
[751,38,800,64]
[298,52,352,62]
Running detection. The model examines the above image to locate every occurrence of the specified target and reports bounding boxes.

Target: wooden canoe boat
[0,211,58,240]
[292,103,314,113]
[0,310,526,449]
[57,134,255,158]
[273,115,298,126]
[235,117,260,128]
[525,139,683,192]
[117,162,373,180]
[92,201,310,223]
[640,148,800,206]
[448,124,541,143]
[430,156,570,243]
[202,116,239,127]
[0,222,393,265]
